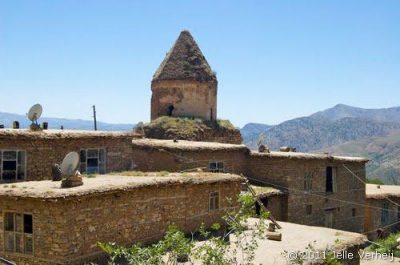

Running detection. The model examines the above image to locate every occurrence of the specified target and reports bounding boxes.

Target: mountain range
[0,112,134,131]
[240,104,400,184]
[2,104,399,184]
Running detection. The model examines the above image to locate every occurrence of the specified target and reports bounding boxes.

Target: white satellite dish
[60,152,80,176]
[27,104,43,124]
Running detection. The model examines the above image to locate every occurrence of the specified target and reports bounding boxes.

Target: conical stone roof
[153,31,216,82]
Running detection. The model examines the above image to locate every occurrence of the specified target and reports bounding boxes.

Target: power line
[343,163,400,209]
[246,176,400,214]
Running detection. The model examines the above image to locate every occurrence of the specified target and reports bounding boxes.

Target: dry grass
[0,129,134,139]
[250,185,282,195]
[139,116,240,143]
[108,171,218,178]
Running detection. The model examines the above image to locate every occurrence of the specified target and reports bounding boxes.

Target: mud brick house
[131,138,368,233]
[247,151,368,233]
[0,129,135,182]
[364,184,400,239]
[0,173,242,265]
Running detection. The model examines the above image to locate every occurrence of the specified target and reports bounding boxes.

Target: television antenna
[135,122,145,137]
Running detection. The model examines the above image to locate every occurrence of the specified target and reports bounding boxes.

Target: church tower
[151,31,217,121]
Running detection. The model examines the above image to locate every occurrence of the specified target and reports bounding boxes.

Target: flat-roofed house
[0,173,243,265]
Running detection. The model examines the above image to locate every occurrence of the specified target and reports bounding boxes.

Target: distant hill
[241,104,400,183]
[241,104,400,151]
[240,123,273,148]
[253,117,400,151]
[0,111,134,131]
[310,104,400,123]
[316,131,400,184]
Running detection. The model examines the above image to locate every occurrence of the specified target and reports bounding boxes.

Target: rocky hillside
[242,104,400,151]
[243,116,400,151]
[240,123,273,148]
[317,131,400,184]
[311,104,400,123]
[241,104,400,183]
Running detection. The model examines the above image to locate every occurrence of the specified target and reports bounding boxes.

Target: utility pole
[92,105,97,131]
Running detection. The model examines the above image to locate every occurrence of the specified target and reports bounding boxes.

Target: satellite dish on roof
[60,152,80,176]
[27,104,43,124]
[134,121,145,137]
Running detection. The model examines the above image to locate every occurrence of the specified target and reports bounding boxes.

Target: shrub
[367,231,400,257]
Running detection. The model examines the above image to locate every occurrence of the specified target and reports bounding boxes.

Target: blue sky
[0,1,399,127]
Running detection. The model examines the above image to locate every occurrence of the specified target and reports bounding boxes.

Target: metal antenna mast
[92,105,97,131]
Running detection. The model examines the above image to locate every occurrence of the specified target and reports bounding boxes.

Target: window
[397,206,400,220]
[381,202,389,225]
[208,162,224,173]
[209,192,220,211]
[352,208,356,217]
[306,205,312,215]
[4,212,33,255]
[350,174,358,190]
[0,150,26,181]
[304,172,313,192]
[79,148,106,174]
[326,166,337,193]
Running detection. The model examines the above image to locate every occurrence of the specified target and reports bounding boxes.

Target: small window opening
[381,202,389,225]
[209,192,220,211]
[306,205,312,215]
[209,162,224,173]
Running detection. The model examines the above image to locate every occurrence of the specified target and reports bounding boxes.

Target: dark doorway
[326,166,333,192]
[255,197,268,216]
[167,105,174,116]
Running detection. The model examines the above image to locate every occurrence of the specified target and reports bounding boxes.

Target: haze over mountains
[0,112,134,131]
[241,104,400,184]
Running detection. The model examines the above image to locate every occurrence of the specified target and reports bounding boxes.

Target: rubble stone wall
[0,135,133,181]
[0,179,241,265]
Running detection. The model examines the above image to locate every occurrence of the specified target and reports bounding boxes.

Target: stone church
[151,30,218,121]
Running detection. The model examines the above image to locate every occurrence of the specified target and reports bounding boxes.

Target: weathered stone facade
[131,139,368,233]
[248,152,367,233]
[0,174,242,265]
[131,139,248,173]
[364,184,400,240]
[151,31,217,121]
[0,129,135,182]
[151,80,217,121]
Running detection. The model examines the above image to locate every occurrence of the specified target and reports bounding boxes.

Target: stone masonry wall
[132,146,248,175]
[151,80,217,121]
[0,179,241,265]
[285,161,366,233]
[246,155,365,232]
[0,135,133,181]
[364,197,400,240]
[130,146,366,233]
